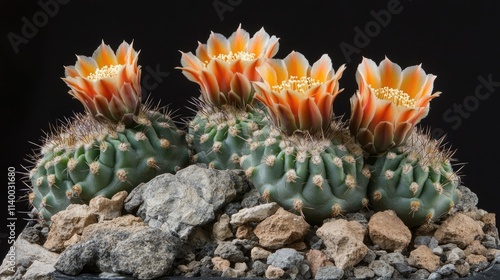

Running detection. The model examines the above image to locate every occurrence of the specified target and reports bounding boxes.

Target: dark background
[1,0,499,261]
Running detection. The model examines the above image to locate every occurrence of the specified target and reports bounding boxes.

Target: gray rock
[414,236,432,247]
[481,234,498,249]
[214,242,246,262]
[454,185,478,212]
[22,260,55,280]
[410,268,430,279]
[428,272,442,279]
[267,248,304,270]
[393,262,415,277]
[353,266,375,279]
[432,246,444,256]
[379,252,405,265]
[241,188,262,208]
[55,222,180,279]
[436,263,455,276]
[124,165,246,240]
[314,265,344,280]
[21,227,40,244]
[362,249,377,264]
[249,260,267,277]
[369,260,394,278]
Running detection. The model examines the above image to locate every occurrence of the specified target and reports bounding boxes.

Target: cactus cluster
[26,26,464,228]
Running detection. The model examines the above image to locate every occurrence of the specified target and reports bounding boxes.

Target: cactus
[178,25,279,169]
[367,128,462,227]
[188,104,267,169]
[241,124,370,224]
[28,108,190,223]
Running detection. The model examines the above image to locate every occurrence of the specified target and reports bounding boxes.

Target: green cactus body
[241,125,370,224]
[29,110,190,223]
[188,105,268,169]
[368,130,461,227]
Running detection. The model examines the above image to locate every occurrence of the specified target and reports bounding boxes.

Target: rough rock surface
[43,204,97,252]
[124,164,248,240]
[54,215,181,279]
[88,191,128,222]
[230,202,280,227]
[253,208,310,249]
[434,213,484,248]
[368,210,412,251]
[316,219,368,269]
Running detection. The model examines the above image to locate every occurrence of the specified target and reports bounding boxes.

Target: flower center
[372,86,415,107]
[272,76,322,94]
[213,51,256,63]
[87,64,123,81]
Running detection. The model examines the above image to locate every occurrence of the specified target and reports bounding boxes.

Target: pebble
[353,266,375,279]
[369,260,395,278]
[266,248,304,270]
[314,266,344,280]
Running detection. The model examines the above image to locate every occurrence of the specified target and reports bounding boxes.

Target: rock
[316,219,367,270]
[214,241,245,262]
[235,225,255,240]
[455,262,470,277]
[368,210,411,251]
[211,257,230,272]
[21,227,40,244]
[234,262,248,273]
[306,249,330,277]
[481,213,496,226]
[434,213,484,248]
[254,208,310,249]
[88,191,128,222]
[230,202,280,227]
[267,248,304,270]
[368,260,395,277]
[393,262,415,277]
[251,247,272,261]
[22,260,55,280]
[212,214,233,241]
[265,265,285,279]
[249,260,267,277]
[436,263,456,276]
[408,245,441,272]
[466,254,489,271]
[314,265,344,280]
[464,240,488,256]
[124,165,246,240]
[446,247,466,264]
[221,267,244,278]
[241,188,262,208]
[379,252,405,264]
[410,268,430,279]
[455,185,478,212]
[43,204,97,252]
[353,266,375,279]
[54,215,180,279]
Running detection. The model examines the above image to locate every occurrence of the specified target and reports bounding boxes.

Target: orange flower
[177,24,279,108]
[62,41,141,124]
[253,51,345,135]
[349,56,440,154]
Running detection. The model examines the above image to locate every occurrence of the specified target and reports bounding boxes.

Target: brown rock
[265,265,285,279]
[250,247,272,261]
[481,213,496,226]
[368,210,411,252]
[235,225,255,240]
[63,234,81,248]
[464,240,488,257]
[408,246,441,272]
[89,191,128,222]
[455,262,470,277]
[466,254,488,266]
[287,241,307,251]
[306,249,330,277]
[434,213,484,249]
[82,215,145,236]
[211,257,230,272]
[316,219,368,270]
[254,208,310,249]
[43,204,97,252]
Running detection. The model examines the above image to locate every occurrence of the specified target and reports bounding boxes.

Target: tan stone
[464,240,488,257]
[306,249,330,277]
[481,213,496,226]
[211,256,230,272]
[254,208,310,249]
[89,191,128,222]
[465,254,488,266]
[265,265,285,279]
[250,247,272,261]
[287,241,307,251]
[434,213,484,248]
[212,214,233,241]
[316,219,368,270]
[43,204,97,252]
[408,246,441,272]
[63,234,81,248]
[368,210,411,251]
[455,262,470,277]
[235,224,255,240]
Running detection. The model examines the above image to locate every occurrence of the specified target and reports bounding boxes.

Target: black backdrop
[2,0,500,261]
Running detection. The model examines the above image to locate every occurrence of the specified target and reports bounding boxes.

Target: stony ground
[1,164,499,280]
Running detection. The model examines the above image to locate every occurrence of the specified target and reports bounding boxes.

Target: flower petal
[93,41,118,67]
[357,57,381,88]
[207,32,230,57]
[298,98,323,132]
[400,64,427,98]
[310,54,333,82]
[228,24,250,53]
[200,70,221,105]
[195,42,210,64]
[247,27,270,56]
[230,72,252,104]
[373,121,395,153]
[379,56,402,89]
[284,51,309,78]
[393,122,413,146]
[207,59,233,93]
[75,55,98,77]
[179,51,205,71]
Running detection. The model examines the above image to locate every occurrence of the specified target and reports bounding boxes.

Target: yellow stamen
[371,86,416,107]
[87,64,123,81]
[272,76,322,93]
[212,51,255,63]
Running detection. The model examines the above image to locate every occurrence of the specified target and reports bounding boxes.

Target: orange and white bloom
[253,51,346,135]
[62,41,142,124]
[349,56,440,154]
[177,24,279,108]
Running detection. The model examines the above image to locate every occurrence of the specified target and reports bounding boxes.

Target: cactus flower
[62,40,142,124]
[177,24,279,108]
[253,51,346,136]
[349,56,440,154]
